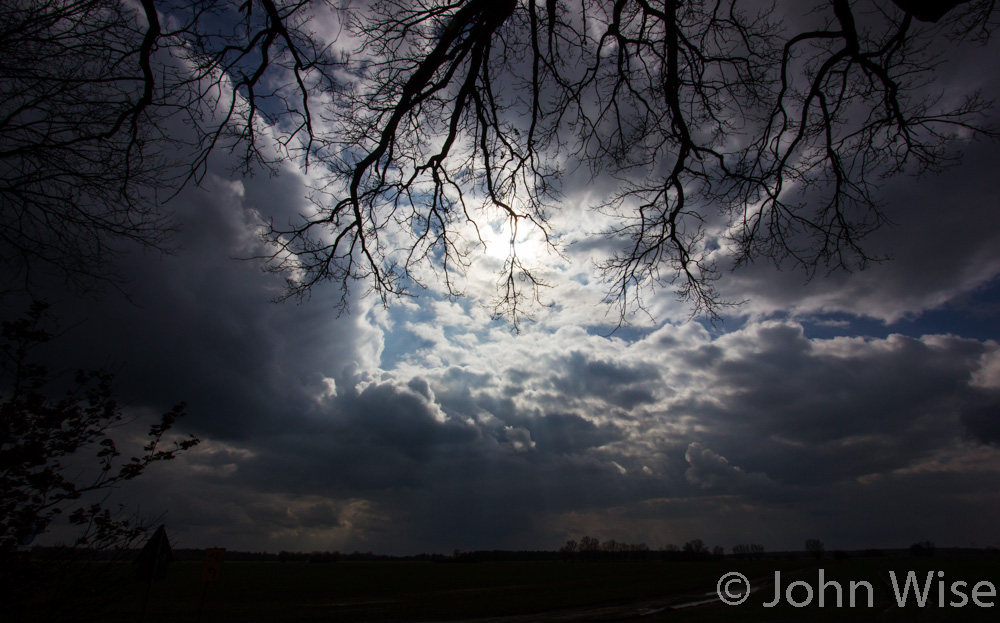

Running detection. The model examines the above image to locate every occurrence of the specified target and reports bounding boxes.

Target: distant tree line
[731,543,766,560]
[557,537,733,562]
[910,541,937,557]
[186,540,992,563]
[26,540,996,565]
[805,538,825,559]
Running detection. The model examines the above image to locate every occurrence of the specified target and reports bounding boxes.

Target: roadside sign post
[197,548,226,622]
[135,525,173,623]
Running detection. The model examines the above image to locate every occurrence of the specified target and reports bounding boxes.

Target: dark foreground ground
[31,556,1000,622]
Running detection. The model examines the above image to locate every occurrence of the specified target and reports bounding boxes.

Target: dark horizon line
[27,544,998,563]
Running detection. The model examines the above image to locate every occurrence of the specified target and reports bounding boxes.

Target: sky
[11,2,1000,556]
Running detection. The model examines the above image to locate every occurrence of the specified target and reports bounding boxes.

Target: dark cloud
[521,412,624,455]
[32,298,998,555]
[701,15,1000,329]
[549,351,661,409]
[723,134,1000,325]
[960,397,1000,445]
[13,169,379,443]
[139,319,994,553]
[668,325,991,489]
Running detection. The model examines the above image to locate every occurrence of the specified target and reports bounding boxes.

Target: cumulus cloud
[160,313,995,552]
[28,236,1000,553]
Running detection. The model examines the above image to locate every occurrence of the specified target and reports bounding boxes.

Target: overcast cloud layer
[12,3,1000,555]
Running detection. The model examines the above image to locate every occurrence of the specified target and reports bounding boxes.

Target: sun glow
[476,218,552,265]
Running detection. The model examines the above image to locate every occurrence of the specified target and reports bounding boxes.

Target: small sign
[135,525,174,581]
[200,548,226,582]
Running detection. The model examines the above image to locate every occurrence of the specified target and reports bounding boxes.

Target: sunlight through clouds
[11,0,1000,559]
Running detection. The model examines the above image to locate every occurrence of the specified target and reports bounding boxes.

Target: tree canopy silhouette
[1,0,996,324]
[0,0,177,295]
[0,301,199,615]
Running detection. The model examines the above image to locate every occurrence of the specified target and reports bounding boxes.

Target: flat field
[49,556,1000,622]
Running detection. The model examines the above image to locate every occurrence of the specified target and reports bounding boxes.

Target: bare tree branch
[2,0,996,327]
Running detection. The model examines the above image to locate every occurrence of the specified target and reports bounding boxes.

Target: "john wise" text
[759,570,996,608]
